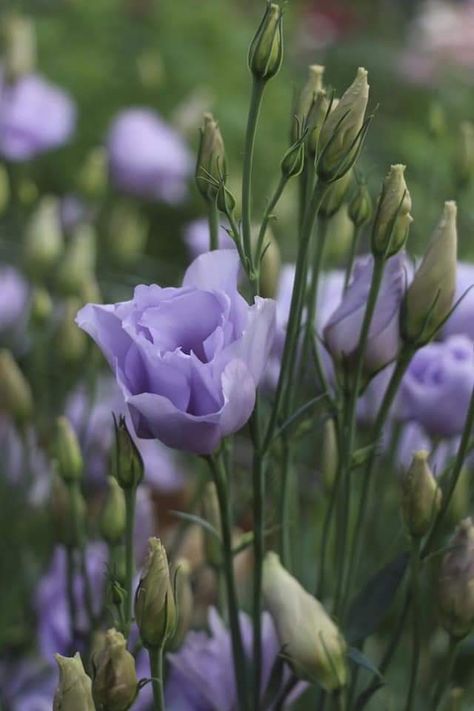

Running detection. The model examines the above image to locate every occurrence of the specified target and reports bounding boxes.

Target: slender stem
[317,442,341,598]
[343,224,362,291]
[124,486,137,639]
[432,636,458,709]
[279,435,292,567]
[255,175,287,266]
[332,688,347,711]
[242,78,265,275]
[208,197,220,251]
[66,546,77,650]
[404,540,421,711]
[250,402,265,711]
[149,644,165,711]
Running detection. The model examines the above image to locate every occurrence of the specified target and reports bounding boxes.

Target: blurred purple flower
[0,264,29,344]
[0,73,75,161]
[0,658,55,711]
[76,250,276,454]
[396,335,474,438]
[183,219,234,259]
[443,261,474,340]
[0,416,50,505]
[106,108,192,203]
[165,607,303,710]
[394,420,458,475]
[59,194,92,235]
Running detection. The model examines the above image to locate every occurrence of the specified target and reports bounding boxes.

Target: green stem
[255,175,287,266]
[208,197,220,251]
[332,688,347,711]
[404,540,421,711]
[279,435,292,567]
[149,644,165,711]
[343,224,362,291]
[433,637,458,709]
[66,546,77,650]
[250,402,264,711]
[124,486,137,639]
[242,78,265,276]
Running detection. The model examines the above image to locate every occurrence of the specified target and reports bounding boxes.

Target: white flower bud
[53,653,95,711]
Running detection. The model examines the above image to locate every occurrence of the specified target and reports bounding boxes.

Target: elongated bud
[51,473,85,547]
[456,121,474,189]
[54,416,83,482]
[135,537,176,648]
[56,299,89,364]
[293,65,325,141]
[107,202,147,266]
[23,196,63,280]
[263,552,347,690]
[318,68,370,182]
[78,146,107,200]
[306,90,330,159]
[56,224,96,297]
[53,653,94,711]
[319,170,353,219]
[216,182,236,216]
[400,450,441,538]
[30,287,53,326]
[195,113,226,202]
[0,350,33,425]
[114,415,143,489]
[3,13,36,82]
[168,559,193,651]
[281,136,305,179]
[201,482,222,568]
[92,628,138,711]
[321,418,338,492]
[100,477,126,545]
[259,226,281,299]
[402,201,457,346]
[248,2,283,82]
[348,180,372,227]
[372,164,412,257]
[438,518,474,639]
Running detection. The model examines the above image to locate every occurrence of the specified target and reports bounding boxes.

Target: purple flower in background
[0,74,75,161]
[106,108,192,203]
[0,264,29,343]
[183,219,234,259]
[0,416,50,505]
[396,335,474,438]
[77,250,276,454]
[165,607,303,710]
[443,261,474,341]
[59,194,92,235]
[0,659,55,711]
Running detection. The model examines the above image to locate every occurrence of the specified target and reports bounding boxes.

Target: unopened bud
[400,450,441,538]
[428,102,446,140]
[53,653,95,711]
[321,418,338,492]
[168,559,193,650]
[23,196,63,280]
[114,416,143,489]
[56,224,96,297]
[263,552,347,690]
[293,65,325,141]
[306,90,330,159]
[54,416,83,482]
[456,121,474,189]
[372,165,412,257]
[348,180,372,228]
[51,473,85,547]
[402,201,457,346]
[259,226,281,299]
[319,170,353,219]
[3,13,36,82]
[92,628,138,711]
[201,482,222,568]
[438,518,474,639]
[56,299,89,364]
[281,136,305,179]
[0,350,32,425]
[106,203,147,266]
[100,477,126,545]
[30,287,53,326]
[77,147,107,200]
[195,113,226,202]
[216,182,236,216]
[248,2,283,82]
[135,537,176,648]
[318,68,370,182]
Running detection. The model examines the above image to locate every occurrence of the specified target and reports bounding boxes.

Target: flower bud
[53,652,95,711]
[201,482,222,568]
[54,416,83,483]
[456,121,474,189]
[319,170,353,219]
[306,90,330,160]
[23,196,63,280]
[195,113,226,202]
[56,299,89,364]
[347,184,370,232]
[428,102,446,140]
[293,65,325,141]
[168,559,193,651]
[100,477,126,546]
[0,349,32,425]
[3,13,36,82]
[77,146,107,200]
[438,518,474,639]
[51,473,85,548]
[259,226,281,299]
[402,201,457,346]
[114,415,143,489]
[248,2,283,82]
[30,287,53,326]
[372,165,412,257]
[318,68,370,182]
[263,552,347,690]
[281,137,305,179]
[56,224,96,297]
[321,418,338,492]
[107,202,147,266]
[92,628,138,711]
[400,450,441,538]
[135,537,176,648]
[216,182,236,216]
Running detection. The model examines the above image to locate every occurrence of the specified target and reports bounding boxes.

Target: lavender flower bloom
[443,261,474,341]
[0,74,75,161]
[165,607,303,710]
[396,335,474,438]
[183,219,234,259]
[0,659,55,711]
[77,250,276,454]
[106,108,192,203]
[324,253,406,375]
[0,264,29,344]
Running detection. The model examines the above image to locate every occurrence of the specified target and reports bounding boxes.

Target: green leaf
[348,647,384,681]
[345,551,409,644]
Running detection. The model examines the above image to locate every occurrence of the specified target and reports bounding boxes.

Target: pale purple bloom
[0,264,29,343]
[396,335,474,438]
[59,194,92,235]
[183,219,234,259]
[324,253,406,375]
[0,416,50,505]
[76,250,276,454]
[0,659,55,711]
[443,261,474,341]
[106,108,192,203]
[0,73,75,161]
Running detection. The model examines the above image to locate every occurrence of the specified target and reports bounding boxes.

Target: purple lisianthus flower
[396,335,474,438]
[0,659,55,711]
[324,253,406,375]
[165,607,304,710]
[443,261,474,341]
[76,250,276,454]
[106,108,192,203]
[0,73,75,161]
[184,219,234,259]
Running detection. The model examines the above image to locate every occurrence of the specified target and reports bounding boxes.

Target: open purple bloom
[396,335,474,438]
[106,108,192,203]
[183,219,234,259]
[443,261,474,341]
[76,250,276,454]
[0,73,75,161]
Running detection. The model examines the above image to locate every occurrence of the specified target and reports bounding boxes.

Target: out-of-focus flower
[396,335,474,438]
[106,108,192,203]
[0,415,50,503]
[165,607,304,709]
[183,218,234,259]
[0,264,29,344]
[0,658,55,711]
[443,261,474,341]
[77,250,276,454]
[0,73,75,161]
[59,195,92,236]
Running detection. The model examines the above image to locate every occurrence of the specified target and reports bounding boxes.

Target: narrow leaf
[170,510,221,542]
[348,647,384,681]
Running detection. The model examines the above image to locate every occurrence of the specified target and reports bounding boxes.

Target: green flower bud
[293,64,325,142]
[0,349,33,425]
[30,287,53,326]
[321,418,338,493]
[281,137,305,179]
[259,226,281,299]
[216,183,236,216]
[348,180,372,228]
[51,473,85,548]
[107,202,147,266]
[3,13,36,82]
[438,518,474,639]
[92,628,138,711]
[402,201,457,347]
[78,147,107,200]
[100,477,126,545]
[318,68,370,182]
[23,196,63,280]
[306,90,330,160]
[135,537,177,648]
[54,416,83,483]
[53,652,95,711]
[56,299,89,365]
[168,559,193,651]
[56,224,96,297]
[456,121,474,189]
[428,102,446,140]
[248,2,283,82]
[400,450,441,538]
[114,415,143,489]
[372,164,412,257]
[319,170,353,219]
[263,552,347,690]
[201,482,222,568]
[195,113,226,202]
